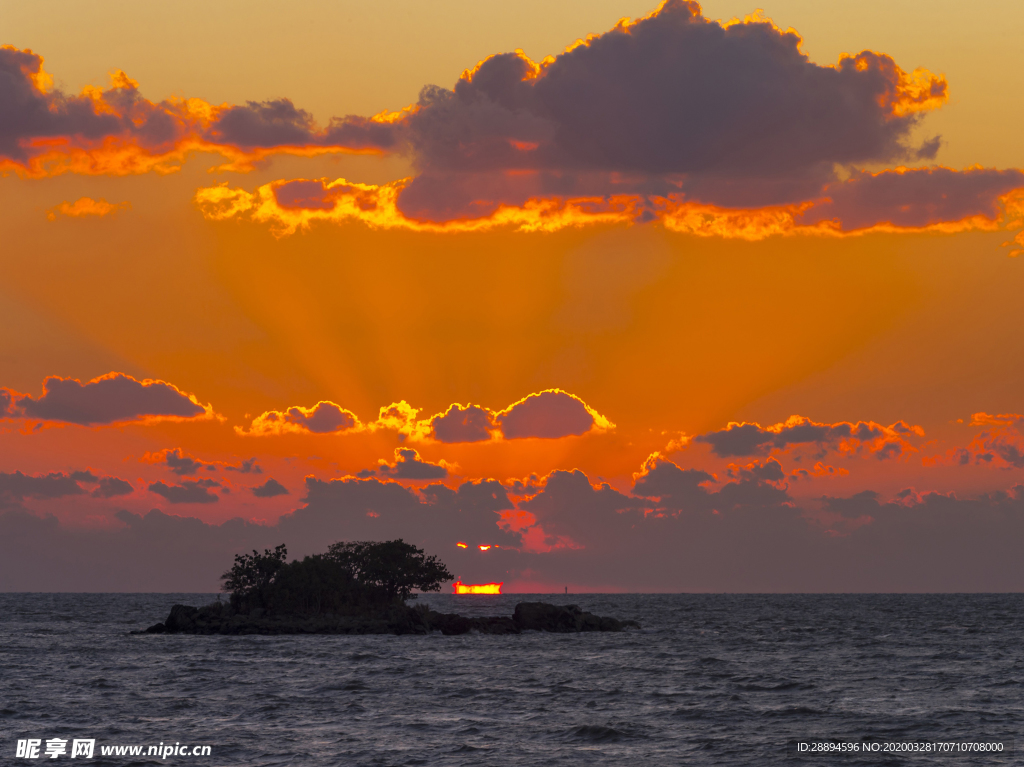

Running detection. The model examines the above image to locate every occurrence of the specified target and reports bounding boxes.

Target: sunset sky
[3,0,1024,592]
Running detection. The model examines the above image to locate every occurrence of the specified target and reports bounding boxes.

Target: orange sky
[2,1,1024,592]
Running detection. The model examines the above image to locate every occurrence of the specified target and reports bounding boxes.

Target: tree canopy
[220,539,453,614]
[325,539,454,602]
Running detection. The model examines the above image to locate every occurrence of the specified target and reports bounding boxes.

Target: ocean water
[1,593,1020,765]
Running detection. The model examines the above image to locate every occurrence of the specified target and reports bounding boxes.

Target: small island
[136,540,639,636]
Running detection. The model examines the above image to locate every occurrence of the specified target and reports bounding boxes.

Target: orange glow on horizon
[452,580,502,594]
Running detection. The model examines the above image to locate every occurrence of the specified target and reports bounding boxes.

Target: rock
[474,616,520,635]
[514,602,583,632]
[431,613,473,635]
[513,602,639,633]
[139,600,637,636]
[163,604,198,632]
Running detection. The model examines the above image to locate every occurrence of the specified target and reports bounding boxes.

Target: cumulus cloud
[428,404,496,443]
[631,453,790,515]
[237,401,362,436]
[14,8,1019,242]
[148,479,222,504]
[252,478,289,498]
[495,389,613,439]
[392,0,947,219]
[2,372,214,426]
[92,477,134,498]
[694,415,923,459]
[518,469,642,549]
[185,1,1023,239]
[375,448,450,479]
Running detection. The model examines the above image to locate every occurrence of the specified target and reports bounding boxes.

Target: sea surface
[1,593,1020,765]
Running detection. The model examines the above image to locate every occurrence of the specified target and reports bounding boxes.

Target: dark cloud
[496,390,607,440]
[0,471,84,509]
[728,458,786,483]
[420,479,518,547]
[0,47,396,174]
[7,372,209,426]
[225,457,262,474]
[518,470,642,548]
[694,416,920,458]
[148,479,221,504]
[0,469,133,506]
[376,448,449,480]
[396,0,947,218]
[92,477,134,499]
[631,458,717,513]
[799,168,1024,231]
[429,404,495,443]
[204,98,398,151]
[252,478,289,498]
[631,455,789,515]
[161,448,218,476]
[0,47,154,161]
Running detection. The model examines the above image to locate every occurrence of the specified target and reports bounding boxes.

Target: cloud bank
[4,454,1024,592]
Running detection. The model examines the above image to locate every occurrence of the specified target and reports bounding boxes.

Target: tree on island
[221,539,453,615]
[325,539,452,602]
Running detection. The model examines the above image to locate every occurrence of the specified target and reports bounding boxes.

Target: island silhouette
[137,540,639,635]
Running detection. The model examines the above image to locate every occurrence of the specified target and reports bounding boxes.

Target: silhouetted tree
[221,540,453,614]
[326,539,454,602]
[220,544,287,609]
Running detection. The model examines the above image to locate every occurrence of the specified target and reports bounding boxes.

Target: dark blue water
[1,594,1020,765]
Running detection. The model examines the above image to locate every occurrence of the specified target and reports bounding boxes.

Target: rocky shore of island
[136,600,640,636]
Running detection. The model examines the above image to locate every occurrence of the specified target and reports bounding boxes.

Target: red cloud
[237,401,362,436]
[2,373,214,426]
